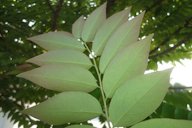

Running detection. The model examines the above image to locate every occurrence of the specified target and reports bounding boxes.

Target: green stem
[83,42,111,128]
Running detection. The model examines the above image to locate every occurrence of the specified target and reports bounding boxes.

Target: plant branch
[45,0,55,13]
[145,0,164,13]
[83,42,111,128]
[106,0,116,17]
[149,36,192,59]
[149,27,182,54]
[150,17,192,55]
[92,57,111,128]
[169,86,192,90]
[45,0,64,31]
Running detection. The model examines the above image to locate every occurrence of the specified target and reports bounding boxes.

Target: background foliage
[0,0,192,127]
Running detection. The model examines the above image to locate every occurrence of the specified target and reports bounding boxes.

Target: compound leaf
[131,118,192,128]
[28,31,84,51]
[17,64,97,92]
[99,12,145,73]
[81,2,106,42]
[23,92,103,125]
[27,48,92,69]
[109,69,172,127]
[72,16,85,39]
[103,34,153,98]
[92,7,131,55]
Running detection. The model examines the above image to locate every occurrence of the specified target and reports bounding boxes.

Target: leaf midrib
[26,74,98,87]
[33,60,92,67]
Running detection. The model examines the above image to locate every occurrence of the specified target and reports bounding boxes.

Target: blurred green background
[0,0,192,127]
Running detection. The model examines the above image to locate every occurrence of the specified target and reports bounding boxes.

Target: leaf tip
[27,36,38,42]
[26,58,33,63]
[102,2,107,8]
[141,10,146,15]
[26,57,39,65]
[164,67,174,76]
[144,33,154,44]
[27,37,33,41]
[133,10,145,21]
[149,33,154,38]
[17,71,31,80]
[119,6,132,19]
[21,107,36,117]
[21,108,30,115]
[16,72,25,78]
[124,6,132,12]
